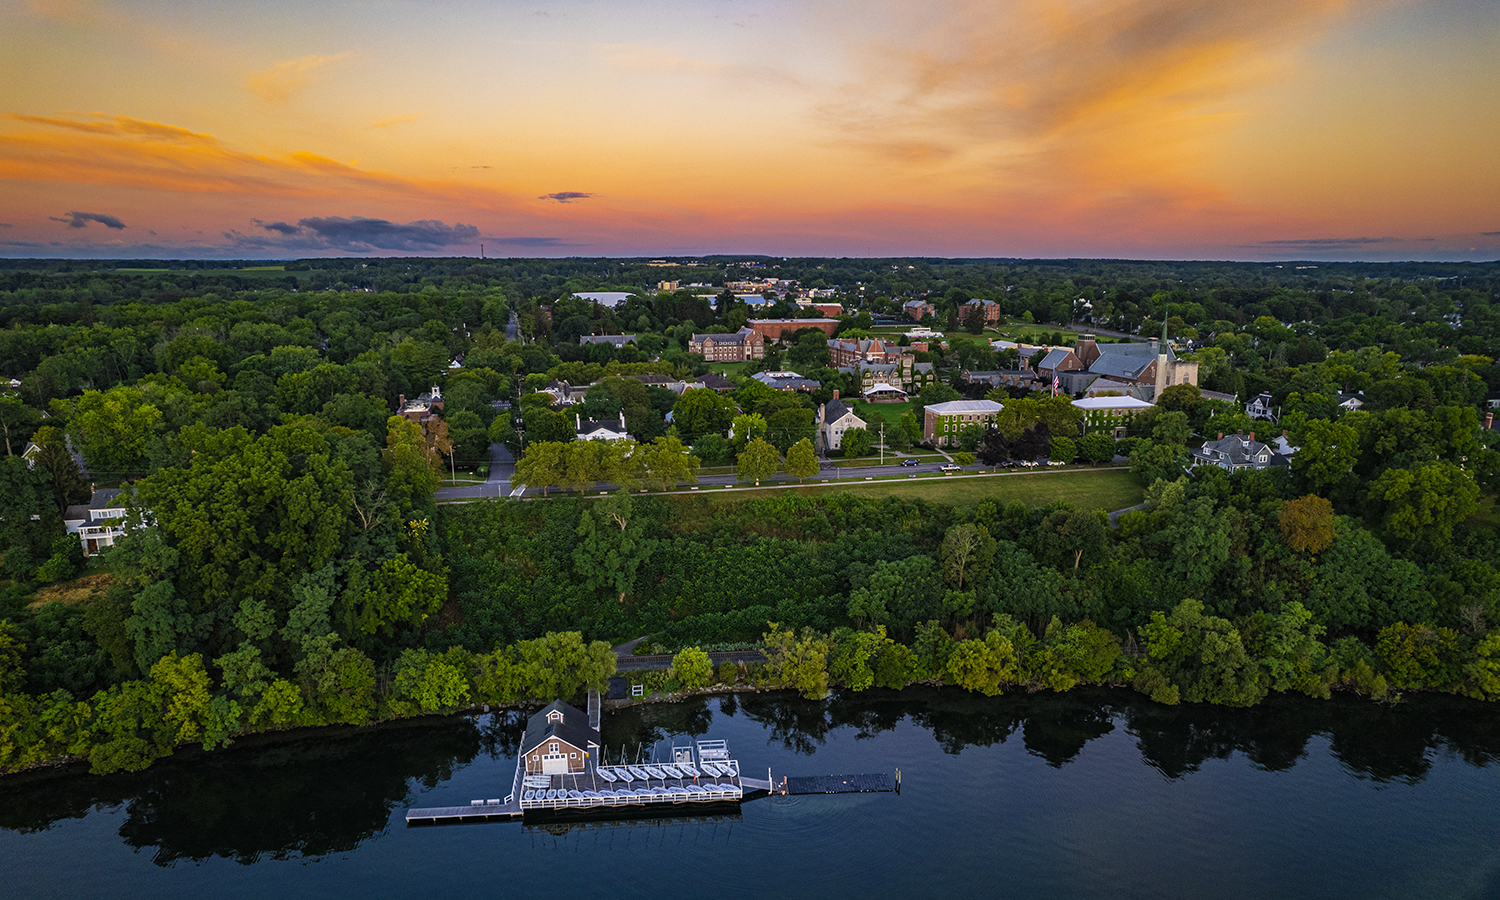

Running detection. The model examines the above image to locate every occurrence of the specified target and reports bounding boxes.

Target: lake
[4,687,1500,899]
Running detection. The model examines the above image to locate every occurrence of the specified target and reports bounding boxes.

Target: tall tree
[736,437,781,486]
[785,438,820,482]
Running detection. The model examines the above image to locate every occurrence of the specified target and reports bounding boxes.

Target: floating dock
[405,696,891,827]
[781,773,894,794]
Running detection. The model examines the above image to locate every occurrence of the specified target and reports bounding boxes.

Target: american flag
[1052,374,1060,395]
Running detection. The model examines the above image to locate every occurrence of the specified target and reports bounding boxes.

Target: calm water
[5,688,1500,900]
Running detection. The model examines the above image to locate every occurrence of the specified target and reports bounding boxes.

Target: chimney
[576,413,581,429]
[1249,431,1256,442]
[1282,429,1288,438]
[1217,432,1223,440]
[1487,412,1494,430]
[832,389,839,400]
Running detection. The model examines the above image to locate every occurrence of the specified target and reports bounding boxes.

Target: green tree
[841,427,873,457]
[940,523,997,590]
[736,437,781,486]
[574,494,656,604]
[672,389,737,442]
[729,413,767,451]
[1078,432,1117,464]
[1048,435,1076,463]
[765,407,816,453]
[1290,419,1359,496]
[641,435,700,490]
[128,423,355,623]
[514,441,565,496]
[1133,599,1267,706]
[350,553,447,637]
[1129,440,1188,486]
[1368,461,1480,547]
[383,415,441,508]
[762,625,830,699]
[785,438,820,482]
[672,647,713,689]
[64,385,164,476]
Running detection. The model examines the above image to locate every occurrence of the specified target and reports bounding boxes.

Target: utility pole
[880,422,885,466]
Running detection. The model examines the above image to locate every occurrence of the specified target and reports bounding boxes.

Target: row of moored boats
[521,783,740,802]
[593,761,738,783]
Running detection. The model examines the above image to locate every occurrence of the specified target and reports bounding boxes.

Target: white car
[939,464,961,473]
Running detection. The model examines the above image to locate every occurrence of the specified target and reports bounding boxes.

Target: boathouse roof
[522,700,599,754]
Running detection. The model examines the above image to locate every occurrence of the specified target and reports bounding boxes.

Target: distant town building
[744,318,841,340]
[689,328,765,362]
[579,334,637,348]
[924,399,1002,447]
[1072,395,1153,439]
[819,395,866,452]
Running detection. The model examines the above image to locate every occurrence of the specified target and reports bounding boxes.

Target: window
[549,742,558,753]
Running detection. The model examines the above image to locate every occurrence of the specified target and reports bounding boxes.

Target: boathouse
[521,700,600,775]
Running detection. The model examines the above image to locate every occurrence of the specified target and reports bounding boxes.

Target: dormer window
[546,709,564,724]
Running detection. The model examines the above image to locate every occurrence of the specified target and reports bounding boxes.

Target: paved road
[436,443,515,500]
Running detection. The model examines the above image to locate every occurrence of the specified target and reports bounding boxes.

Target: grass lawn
[681,466,1142,512]
[793,468,1142,510]
[853,400,913,427]
[25,572,116,609]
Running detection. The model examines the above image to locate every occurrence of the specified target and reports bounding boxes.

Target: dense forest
[1,256,1498,778]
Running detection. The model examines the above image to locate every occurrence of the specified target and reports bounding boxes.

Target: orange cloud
[246,53,352,103]
[820,0,1368,216]
[0,111,517,210]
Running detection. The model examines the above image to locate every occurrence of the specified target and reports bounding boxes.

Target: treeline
[0,629,614,776]
[659,605,1496,708]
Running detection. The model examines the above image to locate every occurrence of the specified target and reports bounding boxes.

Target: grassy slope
[687,467,1143,512]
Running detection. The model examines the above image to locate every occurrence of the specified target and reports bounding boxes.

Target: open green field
[692,467,1143,511]
[854,400,913,427]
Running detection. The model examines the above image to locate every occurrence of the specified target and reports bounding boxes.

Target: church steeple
[1154,319,1169,401]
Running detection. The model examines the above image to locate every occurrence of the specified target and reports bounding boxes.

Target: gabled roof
[1193,435,1271,467]
[522,700,600,755]
[1038,348,1075,370]
[1088,350,1153,380]
[824,398,865,426]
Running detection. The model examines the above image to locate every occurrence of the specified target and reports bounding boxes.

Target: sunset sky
[2,0,1497,261]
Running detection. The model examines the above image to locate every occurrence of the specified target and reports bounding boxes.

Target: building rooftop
[1072,396,1154,410]
[926,399,1003,415]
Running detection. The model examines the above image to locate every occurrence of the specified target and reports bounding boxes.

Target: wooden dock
[405,800,523,825]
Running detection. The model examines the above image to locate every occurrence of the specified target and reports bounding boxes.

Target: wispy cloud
[247,53,352,103]
[0,111,521,208]
[8,113,219,144]
[49,210,125,229]
[1482,230,1500,237]
[539,191,593,203]
[1258,236,1394,246]
[819,0,1360,211]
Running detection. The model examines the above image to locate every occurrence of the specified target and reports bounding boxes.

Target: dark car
[901,458,920,467]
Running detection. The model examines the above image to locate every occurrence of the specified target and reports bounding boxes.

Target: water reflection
[3,690,1499,867]
[0,717,487,865]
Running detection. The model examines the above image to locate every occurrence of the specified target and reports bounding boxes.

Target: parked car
[939,464,960,473]
[901,458,920,467]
